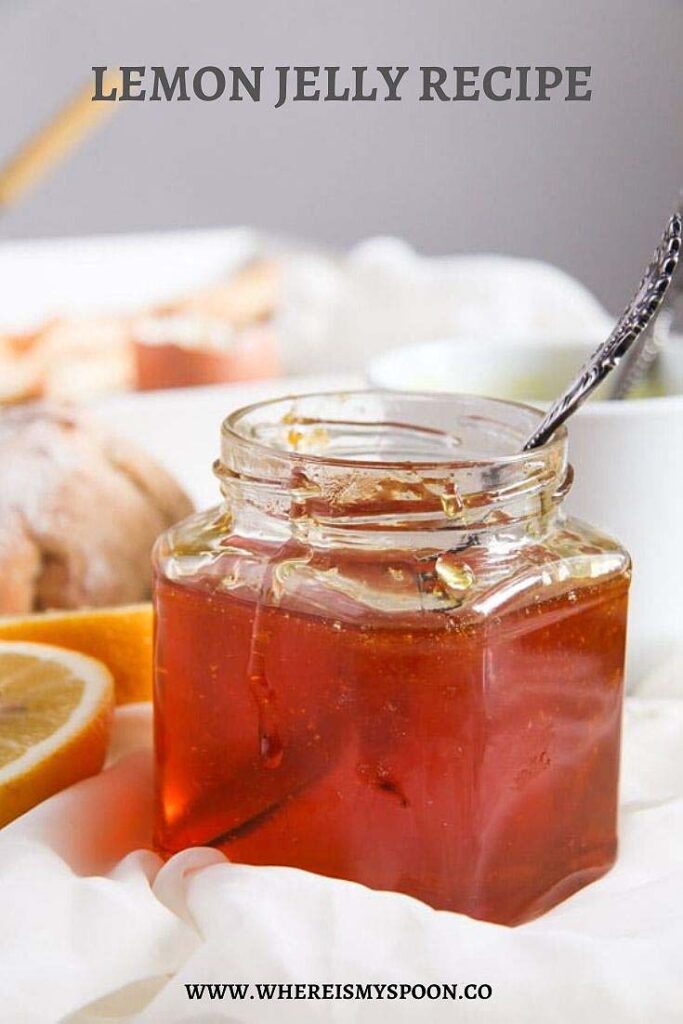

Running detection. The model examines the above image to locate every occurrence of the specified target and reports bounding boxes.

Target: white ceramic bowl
[368,336,683,682]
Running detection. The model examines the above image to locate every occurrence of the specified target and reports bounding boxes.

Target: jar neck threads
[215,391,570,541]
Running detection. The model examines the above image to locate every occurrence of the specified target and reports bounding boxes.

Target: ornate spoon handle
[609,308,673,400]
[523,208,682,451]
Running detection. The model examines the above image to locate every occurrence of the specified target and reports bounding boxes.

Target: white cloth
[278,239,612,373]
[1,663,682,1024]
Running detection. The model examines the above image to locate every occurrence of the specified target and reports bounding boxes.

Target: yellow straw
[0,69,123,209]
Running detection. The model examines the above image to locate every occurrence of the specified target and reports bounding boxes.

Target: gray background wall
[0,0,681,313]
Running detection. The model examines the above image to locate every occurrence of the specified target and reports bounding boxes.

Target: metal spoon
[608,307,674,400]
[522,207,682,451]
[609,261,683,399]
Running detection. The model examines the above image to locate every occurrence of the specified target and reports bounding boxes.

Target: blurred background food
[0,256,281,401]
[133,259,281,390]
[0,404,192,614]
[0,231,617,404]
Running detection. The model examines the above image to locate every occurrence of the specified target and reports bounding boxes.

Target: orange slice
[0,641,114,827]
[0,604,152,705]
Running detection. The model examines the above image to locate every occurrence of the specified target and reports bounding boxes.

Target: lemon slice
[0,604,152,705]
[0,641,114,827]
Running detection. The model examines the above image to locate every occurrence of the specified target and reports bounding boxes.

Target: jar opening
[222,390,565,469]
[217,391,570,531]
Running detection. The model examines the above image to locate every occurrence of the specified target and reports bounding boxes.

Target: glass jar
[153,391,629,925]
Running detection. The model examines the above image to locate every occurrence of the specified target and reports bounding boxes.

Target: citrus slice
[0,641,114,827]
[0,604,152,705]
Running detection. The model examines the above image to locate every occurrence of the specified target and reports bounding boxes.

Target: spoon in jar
[522,206,682,451]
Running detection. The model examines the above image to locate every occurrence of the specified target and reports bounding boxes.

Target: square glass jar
[153,391,629,925]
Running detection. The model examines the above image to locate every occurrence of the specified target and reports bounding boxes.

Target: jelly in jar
[153,392,629,925]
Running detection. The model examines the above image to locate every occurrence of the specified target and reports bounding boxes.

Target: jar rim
[218,390,570,531]
[220,389,567,472]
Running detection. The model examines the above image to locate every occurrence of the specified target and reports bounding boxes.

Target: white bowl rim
[367,335,683,418]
